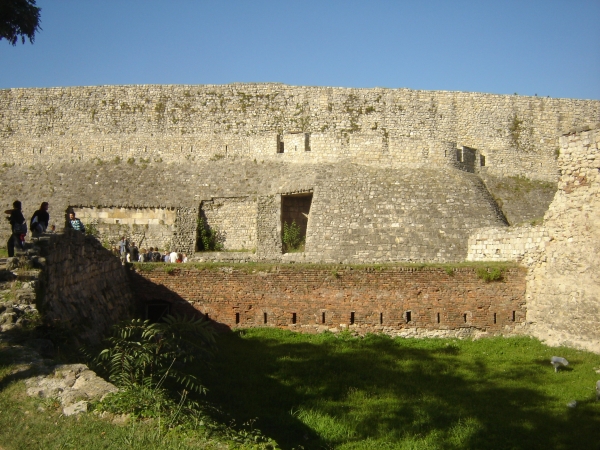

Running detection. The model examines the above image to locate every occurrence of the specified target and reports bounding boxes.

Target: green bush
[476,267,504,282]
[92,315,216,394]
[282,220,303,252]
[197,217,224,251]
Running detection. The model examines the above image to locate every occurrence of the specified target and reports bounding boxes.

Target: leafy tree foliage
[0,0,41,45]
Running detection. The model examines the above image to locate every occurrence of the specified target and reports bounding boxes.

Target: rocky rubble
[25,364,118,416]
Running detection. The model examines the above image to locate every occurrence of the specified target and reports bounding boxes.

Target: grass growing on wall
[201,329,600,449]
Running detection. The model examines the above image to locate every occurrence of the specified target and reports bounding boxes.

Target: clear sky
[1,0,599,99]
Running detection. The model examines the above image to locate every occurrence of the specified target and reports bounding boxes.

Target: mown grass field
[1,329,599,449]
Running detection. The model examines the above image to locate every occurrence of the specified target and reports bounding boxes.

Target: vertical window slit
[322,312,325,324]
[406,311,411,323]
[263,312,268,324]
[350,312,355,325]
[292,313,297,324]
[379,312,383,325]
[235,312,240,324]
[493,313,497,324]
[463,313,467,323]
[437,312,440,324]
[512,311,516,322]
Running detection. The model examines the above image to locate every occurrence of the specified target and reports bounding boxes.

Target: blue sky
[1,0,599,99]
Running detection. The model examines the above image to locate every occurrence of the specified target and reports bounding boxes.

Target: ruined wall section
[200,197,257,251]
[2,84,598,180]
[466,225,549,262]
[0,159,509,262]
[77,206,177,250]
[303,165,508,263]
[38,230,136,343]
[526,125,600,353]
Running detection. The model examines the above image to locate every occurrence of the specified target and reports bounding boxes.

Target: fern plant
[93,315,216,394]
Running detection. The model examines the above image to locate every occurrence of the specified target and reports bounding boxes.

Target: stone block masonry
[526,125,600,353]
[131,265,526,336]
[1,84,599,181]
[38,230,136,343]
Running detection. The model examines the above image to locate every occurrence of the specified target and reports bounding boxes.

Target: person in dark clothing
[30,202,50,235]
[68,211,86,233]
[5,200,26,257]
[128,242,139,263]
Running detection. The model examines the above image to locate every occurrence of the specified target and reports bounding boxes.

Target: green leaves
[93,315,216,394]
[282,220,303,252]
[196,217,224,251]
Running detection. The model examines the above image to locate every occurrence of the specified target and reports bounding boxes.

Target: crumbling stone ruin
[1,84,598,262]
[0,84,599,351]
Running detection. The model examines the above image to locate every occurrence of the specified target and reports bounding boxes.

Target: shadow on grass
[200,331,600,450]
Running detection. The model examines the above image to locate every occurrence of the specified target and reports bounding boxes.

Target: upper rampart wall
[2,84,599,180]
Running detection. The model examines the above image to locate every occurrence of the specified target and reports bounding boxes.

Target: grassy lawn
[202,330,600,450]
[1,330,599,449]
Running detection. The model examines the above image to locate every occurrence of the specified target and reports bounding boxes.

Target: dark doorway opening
[281,193,313,253]
[146,301,171,322]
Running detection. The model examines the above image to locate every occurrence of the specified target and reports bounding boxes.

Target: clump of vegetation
[197,218,224,251]
[91,315,216,394]
[84,221,99,237]
[282,220,303,253]
[476,267,504,282]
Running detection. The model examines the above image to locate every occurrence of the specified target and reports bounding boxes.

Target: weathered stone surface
[37,231,136,344]
[25,363,118,410]
[526,126,600,353]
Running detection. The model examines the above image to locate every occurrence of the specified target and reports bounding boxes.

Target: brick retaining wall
[130,265,526,336]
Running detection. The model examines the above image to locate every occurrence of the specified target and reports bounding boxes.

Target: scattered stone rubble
[25,364,118,416]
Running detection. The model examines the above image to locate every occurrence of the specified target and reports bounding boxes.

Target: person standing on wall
[118,236,128,261]
[68,211,86,233]
[30,202,50,236]
[5,201,27,257]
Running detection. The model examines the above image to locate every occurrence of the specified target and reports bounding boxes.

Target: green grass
[0,342,269,449]
[201,330,600,449]
[0,247,8,258]
[1,330,599,449]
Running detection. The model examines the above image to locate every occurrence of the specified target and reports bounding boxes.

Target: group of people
[113,237,188,264]
[4,201,51,257]
[5,201,187,263]
[4,200,91,257]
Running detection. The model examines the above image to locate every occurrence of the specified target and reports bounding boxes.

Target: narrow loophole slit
[350,312,355,325]
[235,312,240,324]
[292,313,297,324]
[263,312,268,324]
[406,311,411,323]
[322,312,325,324]
[437,312,440,324]
[493,313,497,324]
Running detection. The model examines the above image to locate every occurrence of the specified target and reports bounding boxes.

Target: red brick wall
[130,266,526,333]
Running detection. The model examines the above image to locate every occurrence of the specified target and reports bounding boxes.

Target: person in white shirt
[169,251,178,263]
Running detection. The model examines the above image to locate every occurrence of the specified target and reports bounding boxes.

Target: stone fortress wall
[1,83,599,180]
[0,84,598,263]
[465,124,600,353]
